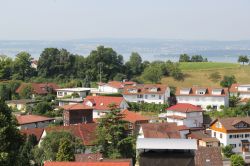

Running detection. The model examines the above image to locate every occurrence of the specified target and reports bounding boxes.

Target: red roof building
[44,161,132,166]
[98,81,136,94]
[15,114,54,129]
[21,128,44,143]
[43,123,97,146]
[229,83,250,102]
[16,83,60,96]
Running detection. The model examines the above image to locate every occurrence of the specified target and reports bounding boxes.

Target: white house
[98,81,136,94]
[210,117,250,155]
[123,84,170,104]
[159,103,203,128]
[15,114,54,129]
[83,96,129,119]
[56,88,94,98]
[230,84,250,99]
[175,87,229,111]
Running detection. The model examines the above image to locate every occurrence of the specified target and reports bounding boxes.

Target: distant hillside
[162,62,250,87]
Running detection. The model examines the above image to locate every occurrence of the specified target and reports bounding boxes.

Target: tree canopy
[238,55,249,65]
[220,75,236,88]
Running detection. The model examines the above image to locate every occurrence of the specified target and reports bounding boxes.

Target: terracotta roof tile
[75,153,103,162]
[121,109,149,123]
[16,83,60,95]
[176,86,228,97]
[229,83,250,94]
[195,147,223,166]
[15,114,54,125]
[84,96,124,111]
[44,161,131,166]
[45,123,97,146]
[166,103,203,113]
[61,104,93,111]
[123,84,168,95]
[21,128,44,142]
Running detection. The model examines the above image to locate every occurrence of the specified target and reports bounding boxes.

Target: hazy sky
[0,0,250,40]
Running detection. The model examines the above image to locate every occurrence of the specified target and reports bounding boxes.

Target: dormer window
[234,121,249,128]
[180,88,191,95]
[212,89,223,95]
[150,88,157,92]
[196,88,207,95]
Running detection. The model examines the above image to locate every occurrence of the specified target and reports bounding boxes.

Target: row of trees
[179,54,208,62]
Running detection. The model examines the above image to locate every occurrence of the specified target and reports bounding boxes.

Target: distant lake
[0,39,250,63]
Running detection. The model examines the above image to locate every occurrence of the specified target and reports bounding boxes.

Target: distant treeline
[179,54,208,62]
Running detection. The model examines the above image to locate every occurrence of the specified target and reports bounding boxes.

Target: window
[229,135,233,139]
[151,95,155,97]
[239,143,241,147]
[64,92,67,95]
[137,94,143,98]
[220,133,223,139]
[245,134,250,138]
[214,132,216,137]
[58,91,63,96]
[212,105,217,109]
[230,144,237,148]
[145,95,148,99]
[159,95,161,99]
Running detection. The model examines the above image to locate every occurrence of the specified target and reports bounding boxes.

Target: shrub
[230,154,244,166]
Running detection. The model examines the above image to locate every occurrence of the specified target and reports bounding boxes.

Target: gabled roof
[141,123,188,139]
[84,96,125,111]
[123,84,168,95]
[166,103,203,113]
[176,87,228,97]
[15,114,54,125]
[45,123,97,146]
[210,117,250,131]
[75,153,103,162]
[187,130,219,143]
[121,109,149,123]
[230,83,250,93]
[21,128,44,142]
[16,83,60,95]
[99,81,136,89]
[61,104,92,111]
[44,161,131,166]
[195,147,223,166]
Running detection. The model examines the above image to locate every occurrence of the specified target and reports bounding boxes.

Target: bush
[128,102,168,113]
[230,154,244,166]
[222,145,234,158]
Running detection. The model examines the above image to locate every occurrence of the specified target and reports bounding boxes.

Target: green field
[162,62,250,87]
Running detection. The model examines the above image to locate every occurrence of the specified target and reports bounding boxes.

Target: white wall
[123,94,167,104]
[57,90,88,98]
[98,85,119,93]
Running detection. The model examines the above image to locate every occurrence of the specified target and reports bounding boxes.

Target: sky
[0,0,250,41]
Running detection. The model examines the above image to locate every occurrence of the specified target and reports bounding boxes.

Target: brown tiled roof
[121,109,149,123]
[141,123,189,138]
[195,147,223,166]
[166,115,186,120]
[166,103,203,113]
[15,114,54,125]
[21,128,44,142]
[175,87,228,97]
[75,153,103,162]
[211,117,250,131]
[61,104,93,111]
[45,123,97,146]
[123,84,168,95]
[16,83,60,95]
[84,96,124,111]
[44,161,131,166]
[187,130,219,143]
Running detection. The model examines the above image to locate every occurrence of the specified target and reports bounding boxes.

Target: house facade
[187,130,220,147]
[230,83,250,99]
[56,88,92,99]
[83,96,128,119]
[98,81,136,94]
[62,104,93,126]
[6,99,40,112]
[210,117,250,153]
[159,103,203,128]
[176,87,229,111]
[123,84,170,104]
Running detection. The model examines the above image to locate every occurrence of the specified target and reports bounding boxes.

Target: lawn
[162,62,250,87]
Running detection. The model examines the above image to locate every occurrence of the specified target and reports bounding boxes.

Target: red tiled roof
[15,114,54,125]
[166,115,186,120]
[175,87,228,97]
[195,147,223,166]
[99,81,135,89]
[210,117,250,131]
[141,123,189,138]
[21,128,44,142]
[16,83,60,95]
[123,84,168,95]
[230,84,250,94]
[84,96,124,111]
[166,103,203,113]
[121,109,149,123]
[75,153,103,162]
[44,161,131,166]
[45,123,97,146]
[61,104,93,111]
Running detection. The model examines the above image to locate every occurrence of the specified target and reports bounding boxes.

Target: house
[44,161,132,166]
[195,147,223,166]
[15,114,55,129]
[75,153,103,162]
[210,117,250,154]
[31,59,38,69]
[175,86,229,111]
[61,104,93,126]
[138,122,190,139]
[159,103,203,128]
[57,98,83,107]
[123,84,170,104]
[187,130,220,147]
[98,81,136,93]
[56,88,93,99]
[6,99,40,112]
[20,128,44,143]
[121,109,149,135]
[83,96,128,119]
[16,83,60,98]
[40,123,97,152]
[230,83,250,100]
[137,138,197,166]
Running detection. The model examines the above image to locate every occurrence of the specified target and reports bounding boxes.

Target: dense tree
[56,138,75,161]
[0,55,13,80]
[220,75,237,88]
[0,100,24,165]
[141,64,163,83]
[238,55,249,65]
[113,73,127,81]
[125,52,143,78]
[191,55,208,62]
[229,94,241,107]
[179,54,190,62]
[33,102,52,115]
[230,154,244,166]
[13,52,35,80]
[0,84,11,100]
[95,104,135,159]
[19,84,33,99]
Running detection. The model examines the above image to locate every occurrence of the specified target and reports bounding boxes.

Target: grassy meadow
[162,62,250,87]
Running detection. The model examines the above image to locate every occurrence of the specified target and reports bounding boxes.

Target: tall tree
[220,75,237,88]
[179,54,190,62]
[142,64,163,83]
[238,55,249,65]
[0,55,13,80]
[13,52,35,80]
[0,100,24,165]
[125,52,143,77]
[56,138,75,161]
